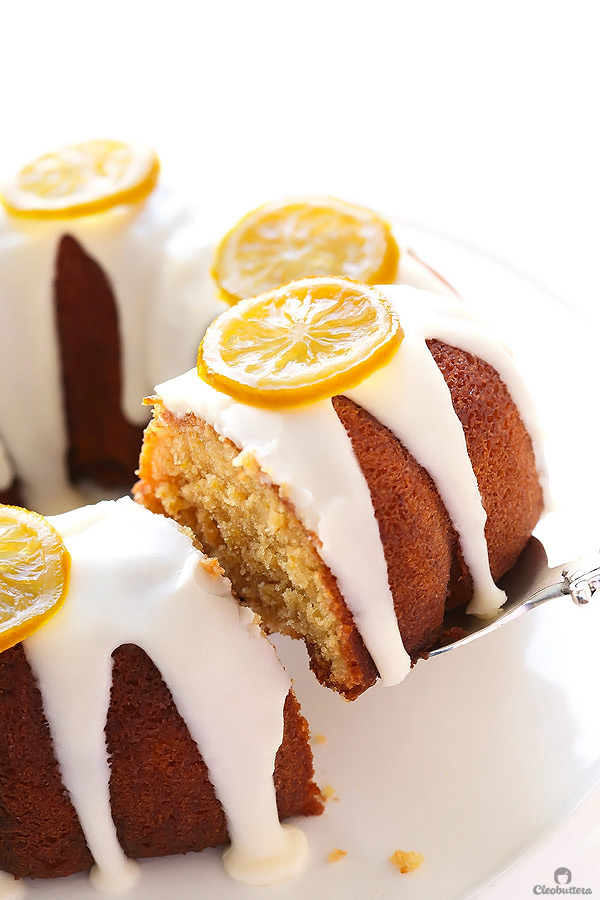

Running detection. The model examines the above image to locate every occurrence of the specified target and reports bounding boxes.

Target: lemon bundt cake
[135,278,546,700]
[0,141,225,513]
[0,498,322,893]
[0,178,452,515]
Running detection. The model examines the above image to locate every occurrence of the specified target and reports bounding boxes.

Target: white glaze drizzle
[19,497,305,893]
[156,284,546,682]
[0,188,225,513]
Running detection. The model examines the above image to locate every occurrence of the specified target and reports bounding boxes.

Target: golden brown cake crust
[0,644,92,878]
[332,395,454,655]
[427,339,544,606]
[54,234,145,488]
[0,642,322,879]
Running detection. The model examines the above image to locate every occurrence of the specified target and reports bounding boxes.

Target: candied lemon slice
[212,196,399,304]
[198,276,403,408]
[1,139,160,219]
[0,505,70,651]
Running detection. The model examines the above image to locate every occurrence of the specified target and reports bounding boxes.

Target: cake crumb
[389,850,424,873]
[321,784,339,802]
[267,507,285,532]
[231,448,257,471]
[199,557,226,578]
[312,733,326,745]
[327,848,347,863]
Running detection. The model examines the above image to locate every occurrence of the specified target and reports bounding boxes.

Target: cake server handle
[562,553,600,606]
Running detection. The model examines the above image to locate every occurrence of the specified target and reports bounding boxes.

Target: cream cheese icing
[155,285,547,684]
[4,497,306,895]
[0,216,451,515]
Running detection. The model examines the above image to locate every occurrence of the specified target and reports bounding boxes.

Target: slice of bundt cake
[0,497,322,893]
[135,279,546,700]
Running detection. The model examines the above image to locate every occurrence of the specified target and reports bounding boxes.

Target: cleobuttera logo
[533,866,592,894]
[555,869,573,885]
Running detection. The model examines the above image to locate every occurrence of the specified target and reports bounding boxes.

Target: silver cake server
[428,537,600,657]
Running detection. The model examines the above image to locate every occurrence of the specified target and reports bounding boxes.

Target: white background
[1,1,599,896]
[3,0,598,315]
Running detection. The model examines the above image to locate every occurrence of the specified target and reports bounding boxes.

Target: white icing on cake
[155,285,547,683]
[15,497,305,893]
[0,217,451,515]
[0,188,226,513]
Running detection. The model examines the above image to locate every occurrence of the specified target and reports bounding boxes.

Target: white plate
[21,223,600,900]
